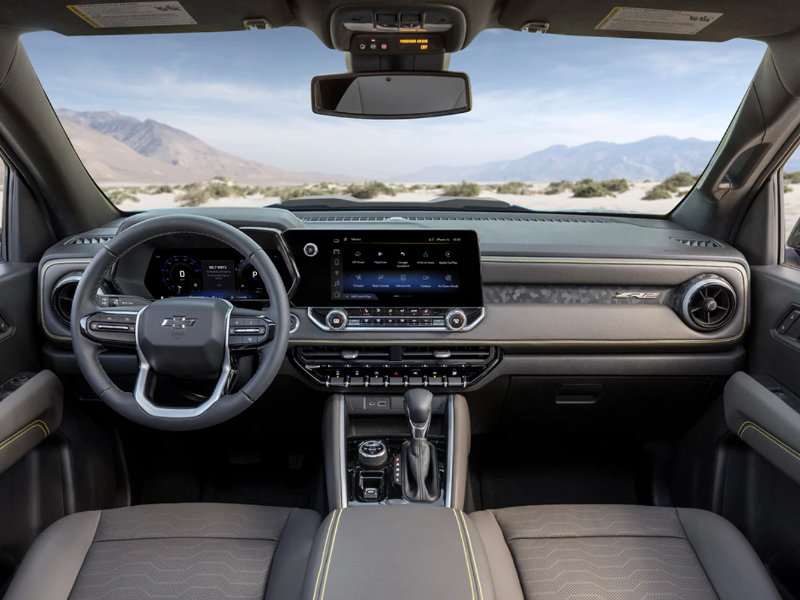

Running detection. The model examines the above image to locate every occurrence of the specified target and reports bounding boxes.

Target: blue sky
[22,28,765,177]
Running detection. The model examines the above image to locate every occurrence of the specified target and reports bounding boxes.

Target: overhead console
[329,5,467,55]
[284,229,484,332]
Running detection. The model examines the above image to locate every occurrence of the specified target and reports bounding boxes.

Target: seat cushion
[471,504,781,600]
[4,503,320,600]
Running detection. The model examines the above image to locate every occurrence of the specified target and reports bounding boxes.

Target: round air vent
[51,274,81,325]
[681,277,736,331]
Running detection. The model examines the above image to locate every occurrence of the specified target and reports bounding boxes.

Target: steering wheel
[70,215,290,430]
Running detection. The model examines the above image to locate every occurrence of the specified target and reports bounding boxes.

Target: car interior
[2,1,800,599]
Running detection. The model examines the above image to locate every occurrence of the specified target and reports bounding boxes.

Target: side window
[783,157,800,264]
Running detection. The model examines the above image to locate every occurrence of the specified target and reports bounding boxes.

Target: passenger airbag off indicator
[351,34,444,54]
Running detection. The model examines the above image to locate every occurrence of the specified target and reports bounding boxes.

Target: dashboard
[38,207,751,391]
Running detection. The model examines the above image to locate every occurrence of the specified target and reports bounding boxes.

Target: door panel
[0,262,38,382]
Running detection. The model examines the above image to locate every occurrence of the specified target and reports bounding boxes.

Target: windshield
[23,30,764,214]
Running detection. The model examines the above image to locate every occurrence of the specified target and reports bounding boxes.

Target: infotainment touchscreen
[286,230,482,307]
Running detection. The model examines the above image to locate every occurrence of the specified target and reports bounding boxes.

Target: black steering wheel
[70,215,290,430]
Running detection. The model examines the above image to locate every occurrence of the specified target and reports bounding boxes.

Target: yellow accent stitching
[458,510,484,600]
[453,508,476,600]
[738,420,800,462]
[0,420,49,452]
[39,259,91,341]
[312,508,339,600]
[319,508,343,600]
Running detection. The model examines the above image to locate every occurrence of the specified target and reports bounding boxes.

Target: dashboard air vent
[297,346,392,362]
[401,346,492,361]
[681,277,736,331]
[65,235,114,245]
[672,237,723,248]
[300,215,611,224]
[51,274,81,325]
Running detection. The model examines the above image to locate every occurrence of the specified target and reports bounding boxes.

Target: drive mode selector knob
[358,440,388,468]
[445,308,467,331]
[326,309,348,330]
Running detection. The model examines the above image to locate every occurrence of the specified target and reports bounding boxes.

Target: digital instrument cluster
[145,249,267,301]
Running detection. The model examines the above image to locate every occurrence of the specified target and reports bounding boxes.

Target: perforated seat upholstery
[471,504,782,600]
[4,503,320,600]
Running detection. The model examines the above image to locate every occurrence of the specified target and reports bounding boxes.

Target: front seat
[471,504,781,600]
[3,503,320,600]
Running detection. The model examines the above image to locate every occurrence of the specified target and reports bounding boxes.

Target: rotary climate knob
[445,308,467,331]
[326,309,348,330]
[358,440,388,468]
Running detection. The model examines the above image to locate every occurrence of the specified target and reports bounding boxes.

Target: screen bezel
[286,229,483,307]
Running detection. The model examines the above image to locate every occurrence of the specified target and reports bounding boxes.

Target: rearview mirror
[311,72,471,119]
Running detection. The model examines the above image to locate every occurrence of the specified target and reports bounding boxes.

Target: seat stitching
[92,535,284,543]
[737,420,800,462]
[319,508,344,600]
[458,509,484,600]
[452,508,476,600]
[312,508,338,600]
[502,533,689,542]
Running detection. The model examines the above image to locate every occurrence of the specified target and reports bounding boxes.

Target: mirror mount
[347,52,450,73]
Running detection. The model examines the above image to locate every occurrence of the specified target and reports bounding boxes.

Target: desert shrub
[178,187,212,206]
[785,172,800,184]
[278,185,336,201]
[599,178,630,193]
[663,171,698,188]
[542,180,573,195]
[441,181,482,197]
[106,189,140,204]
[409,184,424,191]
[493,181,531,195]
[572,181,612,198]
[153,184,174,194]
[785,184,793,194]
[643,184,674,200]
[345,180,396,199]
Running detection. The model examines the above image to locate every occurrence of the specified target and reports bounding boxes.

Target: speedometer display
[161,255,202,296]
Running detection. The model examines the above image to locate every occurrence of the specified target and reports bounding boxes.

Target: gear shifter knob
[404,388,433,439]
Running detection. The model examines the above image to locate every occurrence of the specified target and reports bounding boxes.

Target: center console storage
[302,505,496,600]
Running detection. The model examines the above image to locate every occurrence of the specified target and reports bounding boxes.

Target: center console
[323,391,471,510]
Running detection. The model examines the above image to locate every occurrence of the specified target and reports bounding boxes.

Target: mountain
[57,109,326,185]
[401,137,720,182]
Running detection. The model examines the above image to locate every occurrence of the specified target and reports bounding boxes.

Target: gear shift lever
[401,388,440,502]
[404,388,433,439]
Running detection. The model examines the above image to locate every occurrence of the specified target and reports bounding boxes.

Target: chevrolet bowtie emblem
[161,316,198,329]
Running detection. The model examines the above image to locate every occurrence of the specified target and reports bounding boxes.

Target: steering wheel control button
[326,309,348,330]
[445,308,467,331]
[303,242,319,257]
[228,314,275,347]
